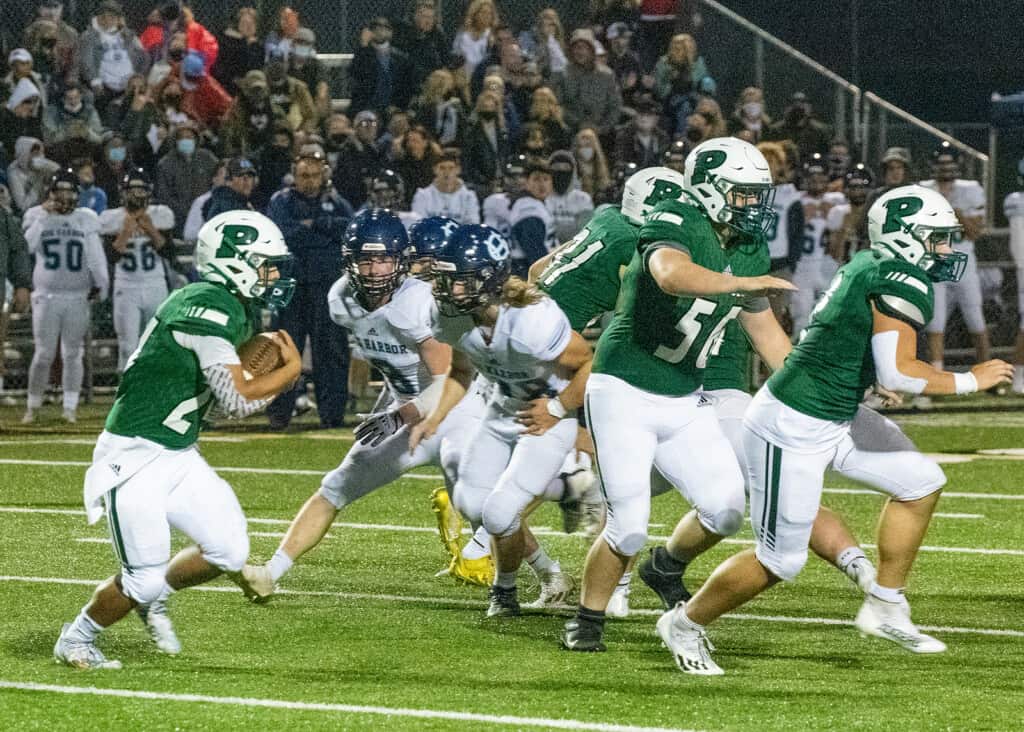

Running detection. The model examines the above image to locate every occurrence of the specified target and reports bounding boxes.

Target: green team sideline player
[659,185,1013,675]
[54,211,302,669]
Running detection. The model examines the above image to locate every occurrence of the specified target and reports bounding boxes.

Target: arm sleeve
[170,331,269,420]
[151,205,175,231]
[23,218,42,255]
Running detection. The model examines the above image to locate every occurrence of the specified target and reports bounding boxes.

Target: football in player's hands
[238,332,285,379]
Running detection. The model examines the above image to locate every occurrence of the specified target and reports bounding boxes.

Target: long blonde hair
[500,276,545,308]
[463,0,499,34]
[421,69,455,106]
[573,127,610,196]
[529,86,563,124]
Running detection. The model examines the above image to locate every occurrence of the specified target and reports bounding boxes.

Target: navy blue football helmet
[408,216,458,282]
[343,208,411,307]
[433,224,511,316]
[50,167,79,214]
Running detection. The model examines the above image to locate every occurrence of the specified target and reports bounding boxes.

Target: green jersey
[702,241,771,392]
[106,282,253,449]
[536,206,638,331]
[593,199,765,397]
[768,249,934,421]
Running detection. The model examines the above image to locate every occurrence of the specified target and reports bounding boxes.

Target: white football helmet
[683,137,775,238]
[867,184,965,282]
[620,166,688,225]
[196,211,296,309]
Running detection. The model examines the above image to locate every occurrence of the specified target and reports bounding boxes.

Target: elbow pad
[871,331,927,395]
[203,363,272,419]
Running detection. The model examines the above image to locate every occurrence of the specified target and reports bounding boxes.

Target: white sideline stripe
[6,508,1023,557]
[932,512,985,519]
[0,681,696,732]
[3,458,1024,502]
[2,575,1022,639]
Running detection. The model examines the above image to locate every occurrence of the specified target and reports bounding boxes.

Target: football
[237,332,284,378]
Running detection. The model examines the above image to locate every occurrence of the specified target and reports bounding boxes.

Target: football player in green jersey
[54,211,302,669]
[563,138,796,652]
[659,185,1013,675]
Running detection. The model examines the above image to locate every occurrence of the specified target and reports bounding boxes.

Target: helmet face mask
[867,185,965,283]
[684,139,777,239]
[343,208,411,308]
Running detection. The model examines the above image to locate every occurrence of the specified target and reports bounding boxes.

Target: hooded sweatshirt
[1,79,44,158]
[6,136,59,214]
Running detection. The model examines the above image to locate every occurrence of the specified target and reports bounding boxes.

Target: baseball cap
[227,157,257,178]
[8,48,32,65]
[295,27,316,45]
[881,146,911,166]
[243,70,268,89]
[183,51,206,78]
[354,110,378,126]
[606,22,631,40]
[569,28,597,49]
[97,0,123,16]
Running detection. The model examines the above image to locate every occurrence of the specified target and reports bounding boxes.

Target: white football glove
[354,410,404,447]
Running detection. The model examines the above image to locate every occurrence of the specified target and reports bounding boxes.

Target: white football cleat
[63,408,77,424]
[523,570,574,609]
[137,601,181,655]
[844,557,877,595]
[606,583,631,618]
[21,408,35,424]
[656,605,724,675]
[53,623,122,670]
[234,563,276,603]
[855,595,946,653]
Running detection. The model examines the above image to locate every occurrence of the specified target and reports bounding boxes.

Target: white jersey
[99,205,175,288]
[799,192,845,263]
[546,189,594,244]
[1005,191,1024,263]
[432,296,571,412]
[920,178,985,246]
[328,275,434,403]
[24,207,108,296]
[184,191,211,244]
[483,192,512,238]
[510,196,559,252]
[411,183,481,225]
[767,183,801,261]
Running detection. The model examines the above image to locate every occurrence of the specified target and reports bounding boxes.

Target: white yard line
[1,574,1022,638]
[932,513,985,519]
[0,680,696,732]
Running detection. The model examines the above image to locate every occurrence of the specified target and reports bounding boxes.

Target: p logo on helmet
[216,224,261,258]
[689,149,728,186]
[642,177,684,207]
[881,197,924,235]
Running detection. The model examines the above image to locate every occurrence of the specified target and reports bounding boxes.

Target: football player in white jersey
[411,151,481,225]
[362,169,423,230]
[483,155,528,240]
[920,141,989,369]
[22,169,109,423]
[757,142,805,328]
[99,168,176,371]
[546,151,595,243]
[791,153,847,336]
[239,210,487,600]
[410,224,593,617]
[1004,159,1024,392]
[509,158,559,276]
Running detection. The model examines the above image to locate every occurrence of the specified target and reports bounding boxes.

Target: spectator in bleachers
[614,96,668,168]
[183,157,227,244]
[176,51,232,130]
[176,3,219,71]
[393,124,441,206]
[556,29,622,139]
[727,86,770,143]
[547,149,594,242]
[380,109,411,158]
[695,96,727,138]
[265,56,316,133]
[95,132,130,208]
[264,6,300,62]
[332,110,386,209]
[7,137,58,214]
[203,156,256,219]
[453,0,500,75]
[604,22,647,108]
[472,38,530,118]
[411,149,480,224]
[42,82,104,149]
[147,30,186,87]
[462,89,509,194]
[4,49,47,109]
[527,86,572,154]
[409,70,464,147]
[1,80,44,160]
[75,0,148,112]
[879,146,912,189]
[75,161,106,214]
[221,69,283,157]
[482,73,521,141]
[139,7,167,62]
[572,126,610,198]
[213,7,264,96]
[518,9,568,79]
[827,138,852,185]
[638,0,681,71]
[589,0,640,34]
[253,121,294,210]
[289,28,329,122]
[765,91,831,162]
[654,33,714,139]
[34,1,77,80]
[323,112,352,168]
[24,20,69,98]
[155,121,218,231]
[395,0,449,93]
[509,156,556,276]
[102,72,143,131]
[518,122,550,157]
[349,17,413,119]
[266,151,352,430]
[0,198,31,401]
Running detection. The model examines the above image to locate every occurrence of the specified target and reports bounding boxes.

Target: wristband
[954,371,978,395]
[546,395,568,419]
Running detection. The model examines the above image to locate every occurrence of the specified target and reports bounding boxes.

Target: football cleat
[430,487,463,560]
[136,601,181,655]
[445,554,495,587]
[843,557,877,595]
[523,570,574,609]
[21,408,35,424]
[639,547,692,609]
[486,585,521,617]
[558,467,596,534]
[63,408,77,424]
[53,623,122,670]
[561,618,606,652]
[606,583,631,618]
[855,595,947,653]
[657,605,723,675]
[234,563,276,603]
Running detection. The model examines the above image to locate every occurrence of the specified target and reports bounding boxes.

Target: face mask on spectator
[177,138,196,155]
[742,102,762,118]
[577,146,595,162]
[552,170,573,195]
[30,155,50,170]
[108,146,127,162]
[293,45,313,59]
